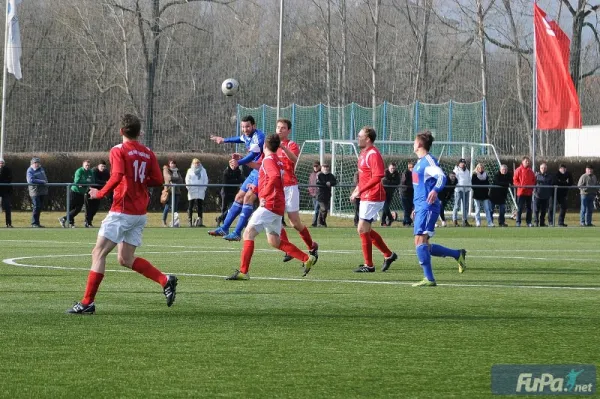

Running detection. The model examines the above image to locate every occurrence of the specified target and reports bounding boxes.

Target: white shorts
[248,207,282,235]
[284,185,300,213]
[359,201,384,222]
[98,211,147,247]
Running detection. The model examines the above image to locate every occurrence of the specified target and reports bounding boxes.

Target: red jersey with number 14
[357,145,386,202]
[99,141,163,215]
[258,153,285,216]
[276,138,300,187]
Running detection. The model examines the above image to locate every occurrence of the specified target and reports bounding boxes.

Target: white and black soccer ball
[221,78,239,96]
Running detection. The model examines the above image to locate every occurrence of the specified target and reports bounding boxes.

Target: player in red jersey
[275,119,319,264]
[226,134,317,280]
[349,126,398,273]
[67,114,178,314]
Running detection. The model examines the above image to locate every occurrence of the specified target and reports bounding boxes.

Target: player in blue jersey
[208,115,265,241]
[411,130,467,287]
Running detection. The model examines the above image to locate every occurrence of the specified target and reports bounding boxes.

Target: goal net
[295,140,517,219]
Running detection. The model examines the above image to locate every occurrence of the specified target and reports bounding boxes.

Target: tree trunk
[146,0,160,149]
[476,0,490,144]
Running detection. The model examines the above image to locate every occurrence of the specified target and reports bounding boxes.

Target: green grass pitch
[0,222,598,398]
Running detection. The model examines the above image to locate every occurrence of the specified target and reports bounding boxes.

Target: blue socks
[430,244,460,259]
[416,244,435,281]
[221,202,243,230]
[233,205,254,236]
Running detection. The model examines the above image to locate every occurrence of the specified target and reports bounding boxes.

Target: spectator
[438,171,457,227]
[534,162,553,227]
[185,158,208,227]
[316,163,337,227]
[26,157,48,228]
[217,164,243,226]
[86,160,110,228]
[513,156,536,227]
[471,163,493,227]
[162,160,184,227]
[353,170,360,227]
[381,162,400,226]
[60,160,94,228]
[452,158,471,227]
[0,158,13,228]
[399,162,414,226]
[578,165,598,227]
[308,161,321,227]
[489,164,511,227]
[551,164,573,227]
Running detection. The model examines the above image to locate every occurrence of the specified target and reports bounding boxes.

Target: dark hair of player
[120,114,141,139]
[416,130,435,151]
[241,115,256,125]
[362,126,377,143]
[276,118,292,129]
[265,134,281,152]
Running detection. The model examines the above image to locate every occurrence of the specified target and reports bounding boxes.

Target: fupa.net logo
[492,364,596,396]
[516,369,593,394]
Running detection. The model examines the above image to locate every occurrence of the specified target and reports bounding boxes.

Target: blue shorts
[413,208,439,237]
[240,170,259,193]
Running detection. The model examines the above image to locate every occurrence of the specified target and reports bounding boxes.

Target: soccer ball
[221,78,239,96]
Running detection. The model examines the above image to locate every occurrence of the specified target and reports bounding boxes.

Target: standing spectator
[353,170,360,227]
[513,156,536,227]
[534,163,553,227]
[399,162,414,226]
[162,160,183,227]
[316,163,337,227]
[489,164,511,227]
[471,163,493,227]
[26,157,48,228]
[551,164,573,226]
[185,158,208,227]
[438,171,457,227]
[308,161,321,227]
[577,165,598,227]
[60,160,94,228]
[0,158,13,228]
[86,160,110,228]
[381,162,400,226]
[452,158,471,227]
[217,164,243,226]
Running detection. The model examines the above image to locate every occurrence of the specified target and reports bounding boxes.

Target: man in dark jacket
[217,165,243,226]
[0,158,13,228]
[438,171,457,227]
[400,162,414,226]
[534,163,553,227]
[381,162,400,226]
[489,164,511,227]
[316,164,337,227]
[551,164,573,226]
[85,160,111,227]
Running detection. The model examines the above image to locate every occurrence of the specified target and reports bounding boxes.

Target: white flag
[6,0,22,80]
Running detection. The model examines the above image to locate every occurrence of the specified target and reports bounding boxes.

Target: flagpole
[532,1,537,171]
[0,0,9,160]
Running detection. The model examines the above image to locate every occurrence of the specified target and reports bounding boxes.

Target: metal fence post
[170,185,175,227]
[65,184,71,226]
[552,186,558,227]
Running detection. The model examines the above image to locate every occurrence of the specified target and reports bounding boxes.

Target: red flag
[534,3,582,129]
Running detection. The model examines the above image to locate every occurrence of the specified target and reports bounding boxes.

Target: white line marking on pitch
[3,253,600,291]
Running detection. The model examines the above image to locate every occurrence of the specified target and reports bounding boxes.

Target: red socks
[299,226,314,249]
[279,227,289,242]
[370,230,392,258]
[132,257,168,287]
[279,239,309,262]
[360,232,373,266]
[240,240,254,274]
[82,270,104,305]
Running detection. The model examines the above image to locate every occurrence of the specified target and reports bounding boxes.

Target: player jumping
[67,114,177,314]
[226,134,317,280]
[208,115,265,241]
[350,126,398,273]
[411,130,467,287]
[274,119,319,263]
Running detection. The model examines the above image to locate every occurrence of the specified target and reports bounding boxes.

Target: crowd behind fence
[1,182,598,229]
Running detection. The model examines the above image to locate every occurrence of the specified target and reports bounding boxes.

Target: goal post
[295,139,517,219]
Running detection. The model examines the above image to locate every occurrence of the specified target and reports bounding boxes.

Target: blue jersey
[224,129,265,165]
[412,153,446,211]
